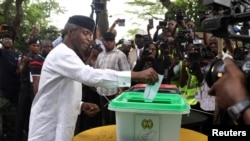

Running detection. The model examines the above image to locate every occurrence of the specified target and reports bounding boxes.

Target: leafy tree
[116,0,167,39]
[123,0,207,38]
[160,0,207,31]
[126,0,167,21]
[0,0,65,52]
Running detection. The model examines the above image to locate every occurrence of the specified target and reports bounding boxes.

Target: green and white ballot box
[108,91,190,141]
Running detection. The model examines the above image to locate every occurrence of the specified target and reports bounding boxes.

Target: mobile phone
[149,19,154,28]
[118,19,125,26]
[159,21,167,27]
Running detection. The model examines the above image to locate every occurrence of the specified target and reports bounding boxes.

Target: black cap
[28,38,40,45]
[67,15,95,31]
[103,32,115,41]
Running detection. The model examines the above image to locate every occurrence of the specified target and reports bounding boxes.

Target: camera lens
[205,59,246,87]
[204,59,224,87]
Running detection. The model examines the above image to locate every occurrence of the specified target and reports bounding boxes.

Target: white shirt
[136,47,144,59]
[52,36,63,48]
[28,43,131,141]
[195,80,215,111]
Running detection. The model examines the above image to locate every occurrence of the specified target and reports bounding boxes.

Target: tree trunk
[13,0,24,42]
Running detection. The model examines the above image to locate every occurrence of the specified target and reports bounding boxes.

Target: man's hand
[22,55,32,65]
[147,24,153,30]
[132,68,159,85]
[208,58,250,109]
[81,102,100,117]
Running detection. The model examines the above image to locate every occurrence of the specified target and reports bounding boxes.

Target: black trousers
[99,95,116,126]
[14,83,33,141]
[74,86,102,135]
[0,90,17,140]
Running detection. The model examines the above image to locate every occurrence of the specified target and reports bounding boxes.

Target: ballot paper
[143,74,164,102]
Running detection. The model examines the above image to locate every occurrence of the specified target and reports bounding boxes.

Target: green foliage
[162,0,207,31]
[123,0,167,39]
[125,0,208,38]
[0,0,64,52]
[126,0,166,20]
[15,25,61,53]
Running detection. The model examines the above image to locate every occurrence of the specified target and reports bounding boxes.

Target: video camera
[199,10,213,23]
[158,36,169,51]
[174,9,187,21]
[184,41,208,74]
[176,29,193,43]
[201,0,250,42]
[185,52,203,74]
[159,21,167,27]
[202,0,250,87]
[91,2,105,13]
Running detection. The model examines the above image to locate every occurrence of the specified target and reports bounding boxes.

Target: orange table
[72,125,208,141]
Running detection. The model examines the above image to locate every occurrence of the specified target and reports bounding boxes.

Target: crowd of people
[0,10,250,141]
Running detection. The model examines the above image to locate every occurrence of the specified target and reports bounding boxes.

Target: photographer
[179,44,204,107]
[208,57,250,125]
[153,20,176,43]
[0,35,20,140]
[201,35,235,125]
[158,38,173,84]
[133,42,165,80]
[167,18,200,85]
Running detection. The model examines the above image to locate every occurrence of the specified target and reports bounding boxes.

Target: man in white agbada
[28,15,159,141]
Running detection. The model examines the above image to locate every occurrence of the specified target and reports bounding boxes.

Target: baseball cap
[28,38,40,45]
[135,29,146,36]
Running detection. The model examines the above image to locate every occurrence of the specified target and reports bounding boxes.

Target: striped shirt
[95,48,130,96]
[30,54,45,76]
